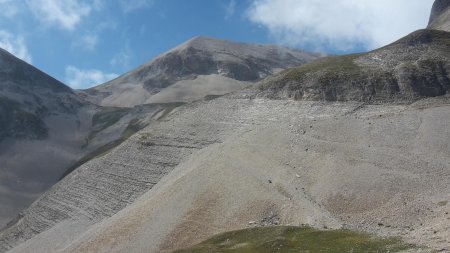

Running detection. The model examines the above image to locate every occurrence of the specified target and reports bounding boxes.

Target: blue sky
[0,0,434,89]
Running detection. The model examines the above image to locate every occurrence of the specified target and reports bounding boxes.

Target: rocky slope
[2,96,450,253]
[428,0,450,31]
[85,36,319,107]
[257,29,450,101]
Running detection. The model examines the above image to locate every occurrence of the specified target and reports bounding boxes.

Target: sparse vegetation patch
[173,226,413,253]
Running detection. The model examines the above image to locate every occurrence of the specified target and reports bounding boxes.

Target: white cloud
[120,0,153,13]
[65,65,118,89]
[0,0,19,18]
[26,0,91,30]
[0,30,32,63]
[247,0,434,52]
[110,48,132,70]
[225,0,236,19]
[73,34,99,51]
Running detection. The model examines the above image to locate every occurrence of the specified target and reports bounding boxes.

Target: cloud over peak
[0,30,32,63]
[247,0,434,52]
[120,0,154,13]
[65,65,118,89]
[27,0,92,30]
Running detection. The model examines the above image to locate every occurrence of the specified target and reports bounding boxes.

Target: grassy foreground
[173,226,412,253]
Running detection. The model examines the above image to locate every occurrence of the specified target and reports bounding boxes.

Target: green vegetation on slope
[389,29,450,48]
[283,53,365,82]
[60,118,146,180]
[173,226,412,253]
[61,102,186,180]
[88,107,131,140]
[259,53,366,91]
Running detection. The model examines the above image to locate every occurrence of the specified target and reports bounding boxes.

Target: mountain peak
[88,37,319,107]
[0,47,71,93]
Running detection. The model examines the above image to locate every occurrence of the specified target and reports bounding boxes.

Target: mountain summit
[86,36,319,107]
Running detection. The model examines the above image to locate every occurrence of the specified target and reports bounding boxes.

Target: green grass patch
[284,53,365,80]
[438,201,448,206]
[173,226,412,253]
[259,53,368,92]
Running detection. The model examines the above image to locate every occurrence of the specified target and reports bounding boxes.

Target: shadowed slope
[0,48,94,229]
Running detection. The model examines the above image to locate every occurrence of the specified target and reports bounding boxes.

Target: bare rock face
[428,0,450,31]
[428,0,450,26]
[86,36,319,107]
[258,29,450,102]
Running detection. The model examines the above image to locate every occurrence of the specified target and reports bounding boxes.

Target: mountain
[84,36,319,107]
[1,1,450,253]
[0,36,319,252]
[428,0,450,31]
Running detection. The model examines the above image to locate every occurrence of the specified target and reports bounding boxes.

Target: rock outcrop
[429,0,450,24]
[428,0,450,31]
[257,29,450,102]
